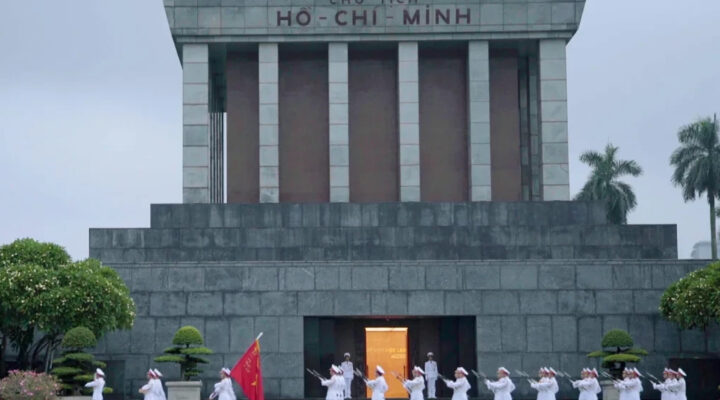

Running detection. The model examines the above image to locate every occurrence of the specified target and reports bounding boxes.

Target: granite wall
[93,259,714,399]
[89,202,677,262]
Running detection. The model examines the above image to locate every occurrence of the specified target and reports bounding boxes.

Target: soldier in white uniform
[139,370,158,400]
[443,367,471,400]
[571,368,601,400]
[668,368,687,400]
[484,367,515,400]
[530,368,556,400]
[424,352,438,399]
[364,366,389,400]
[403,366,426,400]
[321,365,346,400]
[84,368,106,400]
[210,368,237,400]
[614,368,642,400]
[153,369,167,400]
[341,353,354,399]
[652,368,677,400]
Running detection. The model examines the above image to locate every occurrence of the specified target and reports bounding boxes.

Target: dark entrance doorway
[304,316,477,399]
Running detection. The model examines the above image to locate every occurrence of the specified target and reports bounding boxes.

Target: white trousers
[427,377,436,398]
[344,377,352,398]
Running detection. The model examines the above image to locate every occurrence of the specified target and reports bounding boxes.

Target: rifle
[354,368,369,383]
[391,372,412,394]
[306,369,327,381]
[471,369,487,379]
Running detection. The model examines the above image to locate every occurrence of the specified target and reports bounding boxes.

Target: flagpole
[256,332,264,341]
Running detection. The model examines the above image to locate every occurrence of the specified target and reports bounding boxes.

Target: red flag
[230,337,264,400]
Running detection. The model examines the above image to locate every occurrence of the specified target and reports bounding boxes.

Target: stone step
[149,201,608,229]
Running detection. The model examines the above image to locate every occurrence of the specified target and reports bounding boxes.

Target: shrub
[0,370,60,400]
[154,326,213,381]
[51,327,112,396]
[587,329,647,379]
[660,262,720,330]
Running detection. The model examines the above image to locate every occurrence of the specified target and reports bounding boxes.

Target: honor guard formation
[303,352,688,400]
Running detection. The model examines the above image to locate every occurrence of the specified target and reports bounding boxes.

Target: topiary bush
[51,327,113,396]
[154,326,213,381]
[588,329,648,379]
[0,370,60,400]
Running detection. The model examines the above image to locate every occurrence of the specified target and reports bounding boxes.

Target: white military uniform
[444,376,471,400]
[210,378,237,400]
[404,376,425,400]
[666,377,686,400]
[322,371,346,400]
[531,377,557,400]
[341,359,354,398]
[153,369,167,400]
[615,377,642,400]
[84,373,105,400]
[366,373,388,400]
[424,358,438,399]
[485,377,515,400]
[572,378,601,400]
[653,378,678,400]
[140,373,157,400]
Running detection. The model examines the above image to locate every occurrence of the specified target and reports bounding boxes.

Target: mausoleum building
[89,1,716,399]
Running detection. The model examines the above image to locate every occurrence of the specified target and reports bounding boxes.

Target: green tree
[51,327,112,396]
[575,144,643,224]
[670,115,720,260]
[0,239,135,372]
[587,329,648,379]
[155,326,213,381]
[660,262,720,330]
[0,239,71,374]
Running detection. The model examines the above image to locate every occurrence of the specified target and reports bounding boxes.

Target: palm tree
[670,115,720,260]
[575,144,643,224]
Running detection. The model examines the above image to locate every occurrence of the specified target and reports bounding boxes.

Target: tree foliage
[0,239,72,373]
[660,262,720,330]
[670,115,720,259]
[575,144,643,224]
[0,238,135,372]
[587,329,647,379]
[155,326,213,381]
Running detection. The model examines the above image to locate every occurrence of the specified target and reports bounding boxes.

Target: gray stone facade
[162,0,585,41]
[88,202,705,399]
[89,202,677,262]
[94,258,710,399]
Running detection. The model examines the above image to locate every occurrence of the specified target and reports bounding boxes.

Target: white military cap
[548,368,557,375]
[677,368,686,377]
[633,368,641,377]
[147,369,156,378]
[498,367,510,375]
[331,365,342,374]
[413,366,425,375]
[591,369,598,377]
[153,369,163,378]
[427,352,434,357]
[222,367,232,376]
[456,367,468,376]
[344,352,351,357]
[376,366,385,374]
[96,368,105,377]
[540,367,548,373]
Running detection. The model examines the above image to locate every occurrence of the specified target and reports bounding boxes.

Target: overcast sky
[1,0,719,260]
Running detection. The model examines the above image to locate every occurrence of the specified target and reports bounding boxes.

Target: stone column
[539,39,570,200]
[398,42,420,202]
[258,43,280,203]
[182,44,211,203]
[328,43,350,202]
[468,41,492,201]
